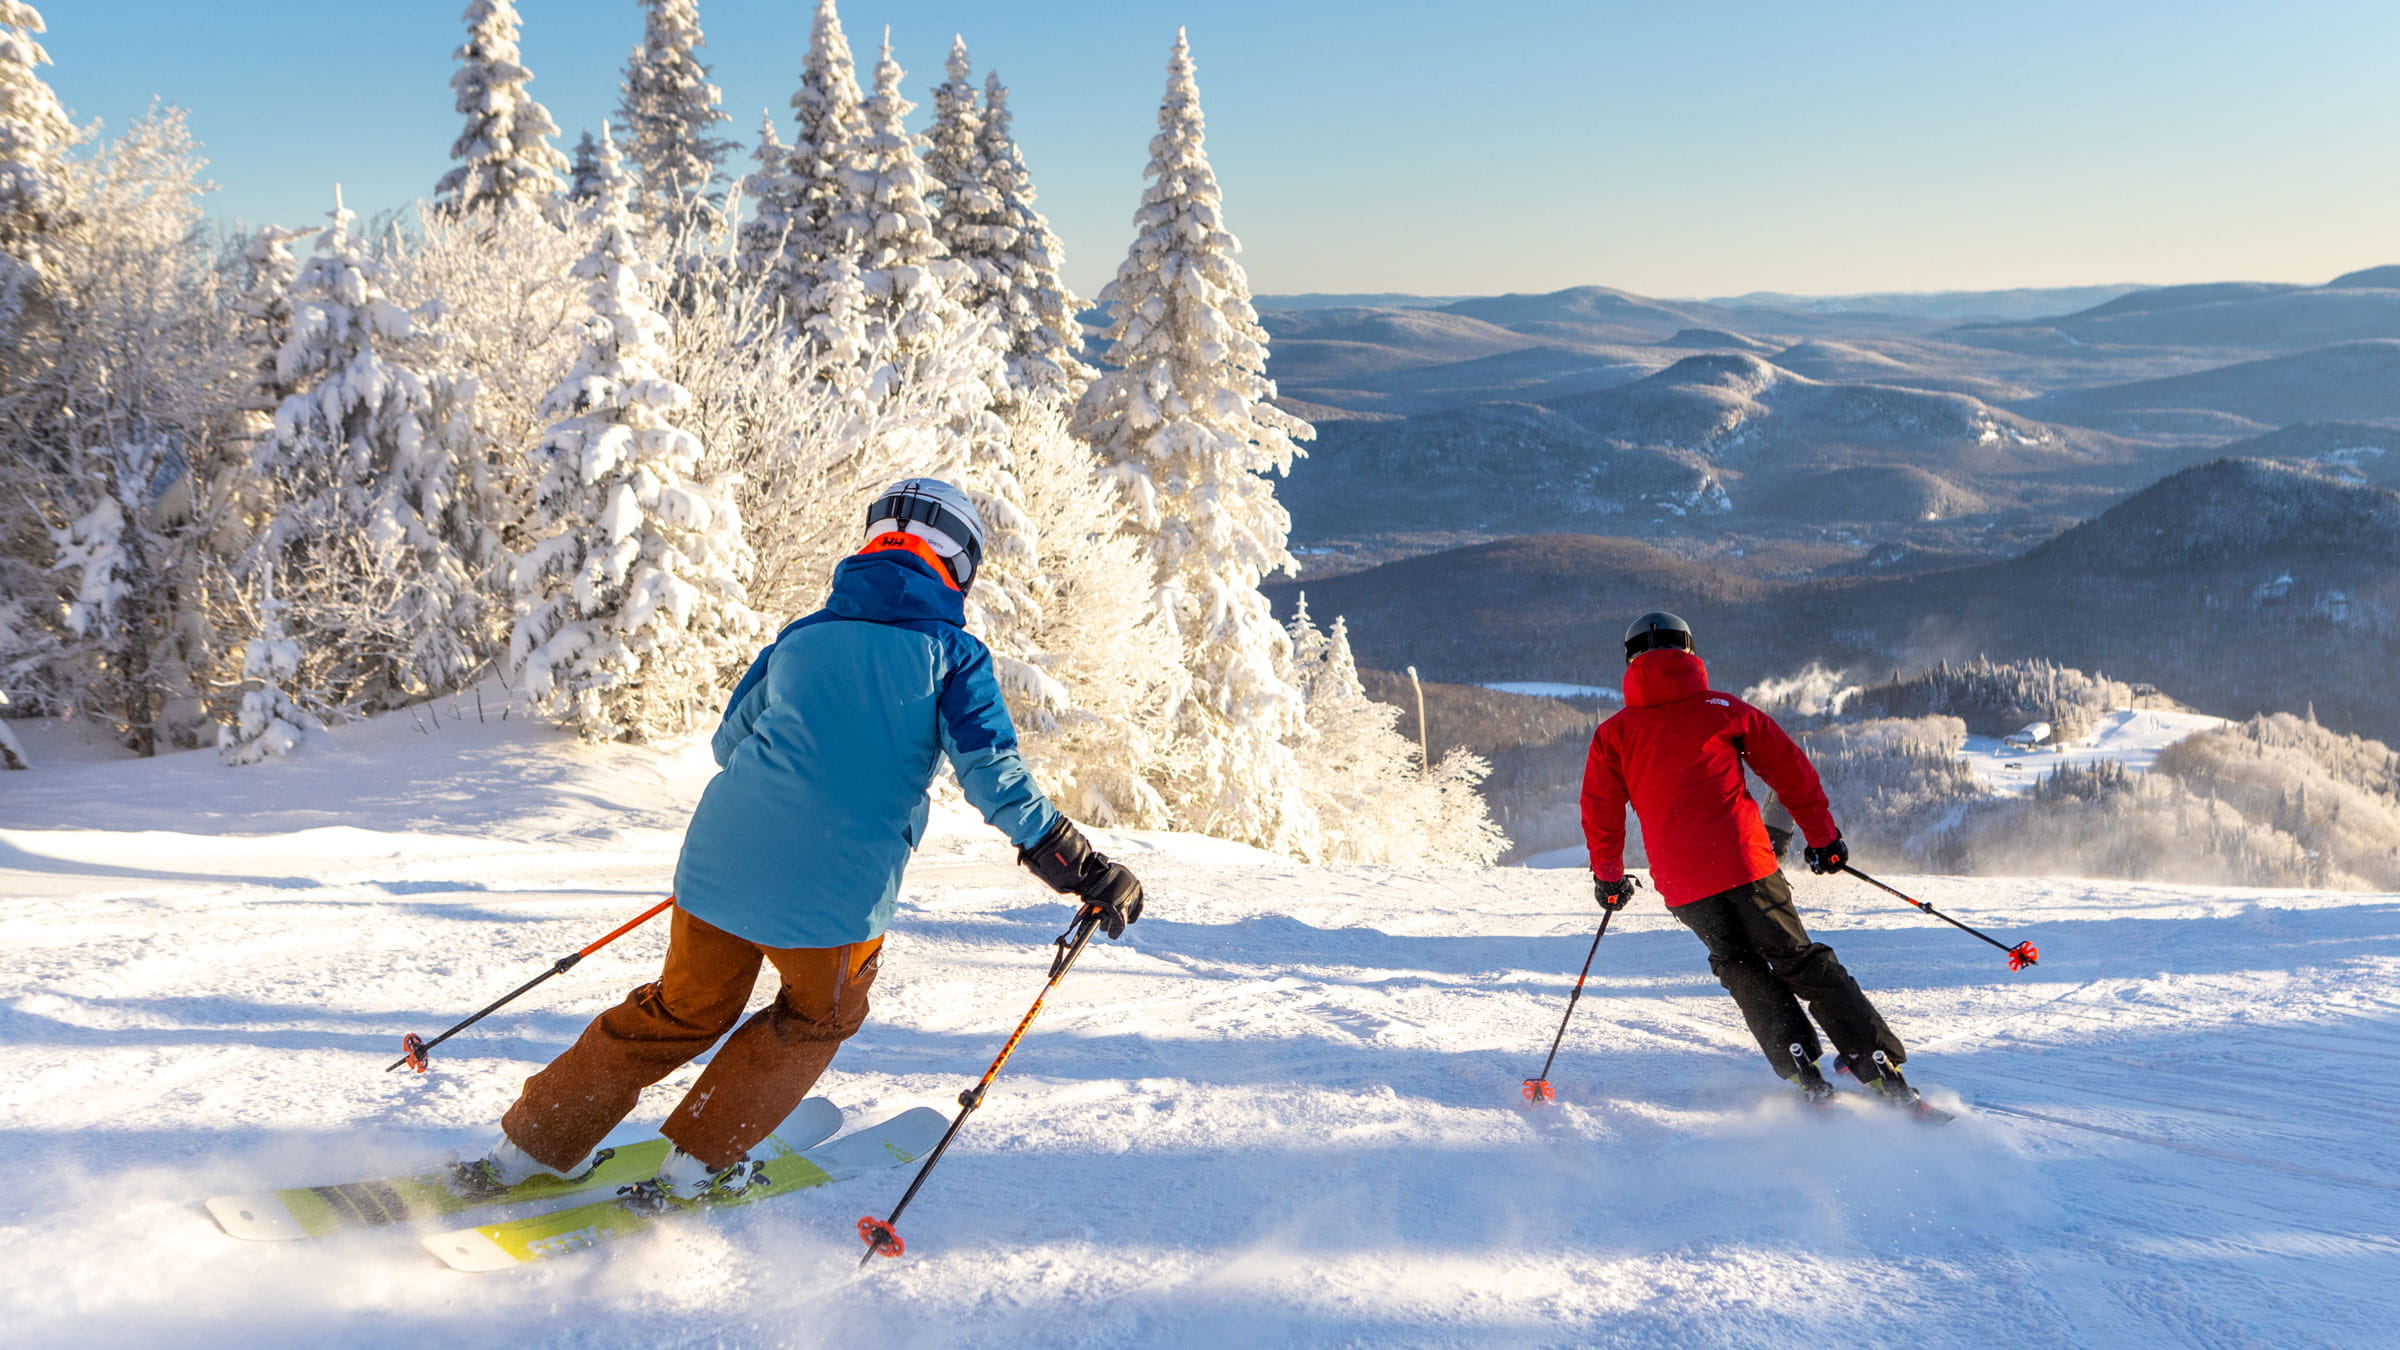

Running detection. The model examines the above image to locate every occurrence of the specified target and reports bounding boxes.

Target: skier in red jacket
[1582,612,1922,1109]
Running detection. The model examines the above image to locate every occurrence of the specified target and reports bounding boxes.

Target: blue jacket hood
[825,549,967,628]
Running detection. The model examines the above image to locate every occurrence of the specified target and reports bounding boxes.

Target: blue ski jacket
[671,546,1060,948]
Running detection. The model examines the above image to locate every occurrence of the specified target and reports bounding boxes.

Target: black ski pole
[1839,865,2039,971]
[1522,906,1616,1105]
[386,896,676,1073]
[857,905,1105,1265]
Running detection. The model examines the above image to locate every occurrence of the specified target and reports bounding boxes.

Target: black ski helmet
[1624,611,1693,661]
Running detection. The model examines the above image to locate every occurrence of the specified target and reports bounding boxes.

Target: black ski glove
[1019,817,1145,939]
[1804,834,1850,875]
[1595,876,1639,910]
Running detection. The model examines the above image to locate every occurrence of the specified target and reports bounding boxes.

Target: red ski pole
[1522,906,1616,1105]
[858,906,1104,1265]
[386,896,676,1073]
[1839,865,2039,971]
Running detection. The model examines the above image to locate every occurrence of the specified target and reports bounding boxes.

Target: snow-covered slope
[1959,708,2229,796]
[3,714,2397,1346]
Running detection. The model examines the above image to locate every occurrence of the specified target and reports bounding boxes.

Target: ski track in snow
[2,714,2397,1347]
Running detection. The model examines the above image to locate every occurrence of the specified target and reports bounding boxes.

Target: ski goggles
[864,490,984,590]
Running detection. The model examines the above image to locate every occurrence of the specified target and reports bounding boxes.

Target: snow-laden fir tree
[37,108,247,753]
[510,138,757,742]
[388,191,594,616]
[1001,401,1179,827]
[1071,30,1317,853]
[219,576,318,765]
[0,1,72,321]
[434,0,570,217]
[970,66,1091,405]
[616,0,734,243]
[252,189,482,716]
[567,124,635,225]
[734,106,788,266]
[0,0,78,723]
[737,0,864,321]
[922,38,994,269]
[567,129,605,208]
[833,38,990,399]
[232,224,310,426]
[921,42,1089,409]
[1285,600,1506,865]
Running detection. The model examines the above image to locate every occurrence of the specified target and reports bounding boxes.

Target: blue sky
[37,0,2400,299]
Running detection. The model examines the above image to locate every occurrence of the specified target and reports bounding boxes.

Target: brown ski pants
[501,907,882,1171]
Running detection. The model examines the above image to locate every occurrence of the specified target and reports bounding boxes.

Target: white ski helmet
[865,478,987,589]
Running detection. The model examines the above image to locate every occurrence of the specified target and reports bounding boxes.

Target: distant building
[2004,721,2053,748]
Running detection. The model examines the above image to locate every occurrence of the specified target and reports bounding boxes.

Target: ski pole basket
[1520,907,1615,1107]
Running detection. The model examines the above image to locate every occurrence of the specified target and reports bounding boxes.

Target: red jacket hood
[1624,650,1709,708]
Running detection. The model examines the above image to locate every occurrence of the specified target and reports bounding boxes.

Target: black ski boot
[1835,1051,1953,1124]
[1784,1043,1836,1108]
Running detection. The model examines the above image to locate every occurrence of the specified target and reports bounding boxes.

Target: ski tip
[422,1227,521,1273]
[205,1194,311,1242]
[783,1095,845,1147]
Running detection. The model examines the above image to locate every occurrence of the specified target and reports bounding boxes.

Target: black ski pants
[1671,871,1904,1081]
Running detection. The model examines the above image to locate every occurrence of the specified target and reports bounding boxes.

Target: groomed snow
[2,709,2396,1346]
[1959,707,2229,797]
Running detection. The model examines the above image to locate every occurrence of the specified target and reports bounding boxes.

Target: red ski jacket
[1581,649,1838,906]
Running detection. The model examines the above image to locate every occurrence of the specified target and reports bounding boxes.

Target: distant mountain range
[1270,460,2400,745]
[1256,269,2400,750]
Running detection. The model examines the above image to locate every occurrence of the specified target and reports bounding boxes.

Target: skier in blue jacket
[469,479,1144,1207]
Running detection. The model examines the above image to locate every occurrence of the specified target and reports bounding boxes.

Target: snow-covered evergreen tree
[567,128,605,207]
[734,107,790,274]
[37,107,246,753]
[1002,401,1179,827]
[1072,30,1317,853]
[388,194,593,618]
[0,0,77,723]
[923,38,993,266]
[1285,600,1506,865]
[921,43,1088,408]
[511,145,757,742]
[253,189,481,716]
[738,0,865,325]
[433,0,570,217]
[568,124,635,226]
[616,0,734,243]
[0,1,71,306]
[970,67,1090,405]
[839,39,982,395]
[218,576,317,765]
[232,224,310,426]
